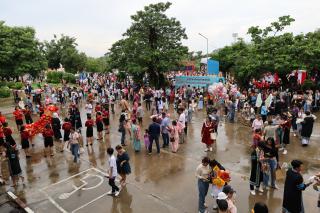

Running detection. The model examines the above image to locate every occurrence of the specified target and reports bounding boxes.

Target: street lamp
[232,33,238,43]
[198,33,209,73]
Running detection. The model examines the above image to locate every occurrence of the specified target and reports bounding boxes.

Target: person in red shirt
[88,93,94,103]
[20,125,31,158]
[62,118,72,144]
[95,103,101,115]
[13,106,23,130]
[252,129,263,148]
[0,122,4,147]
[0,111,6,125]
[85,115,94,146]
[102,109,110,134]
[42,124,54,157]
[96,112,103,140]
[3,122,16,148]
[23,105,33,124]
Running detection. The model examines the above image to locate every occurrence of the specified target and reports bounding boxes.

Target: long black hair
[266,137,276,150]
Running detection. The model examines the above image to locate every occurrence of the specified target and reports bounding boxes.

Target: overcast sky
[1,0,320,57]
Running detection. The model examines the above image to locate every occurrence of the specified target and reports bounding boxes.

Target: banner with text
[175,76,224,88]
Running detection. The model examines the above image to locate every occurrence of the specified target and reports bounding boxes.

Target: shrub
[62,72,76,83]
[0,81,7,87]
[9,82,23,90]
[6,81,15,88]
[46,71,63,84]
[6,82,24,90]
[0,86,11,98]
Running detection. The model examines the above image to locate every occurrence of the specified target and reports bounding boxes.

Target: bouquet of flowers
[211,165,231,188]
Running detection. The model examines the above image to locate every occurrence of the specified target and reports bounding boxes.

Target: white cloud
[1,0,319,57]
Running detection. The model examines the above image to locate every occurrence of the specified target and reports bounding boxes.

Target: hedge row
[0,81,24,90]
[46,71,76,84]
[0,86,11,98]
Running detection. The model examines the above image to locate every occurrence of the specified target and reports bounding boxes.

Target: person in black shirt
[148,117,161,154]
[253,202,268,213]
[282,160,313,213]
[300,111,315,146]
[144,92,152,111]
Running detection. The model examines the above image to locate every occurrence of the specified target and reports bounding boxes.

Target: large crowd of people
[0,72,319,212]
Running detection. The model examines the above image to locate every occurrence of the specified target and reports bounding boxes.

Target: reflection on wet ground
[0,103,319,212]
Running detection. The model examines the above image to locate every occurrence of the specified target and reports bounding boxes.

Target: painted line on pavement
[40,168,93,190]
[71,192,109,213]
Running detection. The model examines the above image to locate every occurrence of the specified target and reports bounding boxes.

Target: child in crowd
[143,129,150,150]
[107,147,120,196]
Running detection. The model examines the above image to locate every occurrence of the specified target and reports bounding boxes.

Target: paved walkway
[0,100,319,212]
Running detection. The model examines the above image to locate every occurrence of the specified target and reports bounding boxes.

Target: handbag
[210,132,217,140]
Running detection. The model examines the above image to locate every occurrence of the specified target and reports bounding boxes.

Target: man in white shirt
[85,102,93,117]
[178,108,186,144]
[107,147,120,196]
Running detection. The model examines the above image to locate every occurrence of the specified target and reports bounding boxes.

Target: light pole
[232,33,238,43]
[198,33,209,73]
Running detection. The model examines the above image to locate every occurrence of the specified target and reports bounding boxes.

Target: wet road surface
[0,102,319,213]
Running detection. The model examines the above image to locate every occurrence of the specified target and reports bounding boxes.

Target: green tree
[86,56,108,73]
[44,34,87,73]
[108,2,188,87]
[211,15,320,86]
[0,21,47,80]
[211,39,248,74]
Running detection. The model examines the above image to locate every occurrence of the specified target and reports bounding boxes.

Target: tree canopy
[108,2,188,87]
[0,21,47,79]
[85,56,109,73]
[44,34,87,73]
[211,15,320,85]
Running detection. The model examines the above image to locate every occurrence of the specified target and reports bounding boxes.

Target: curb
[7,191,34,213]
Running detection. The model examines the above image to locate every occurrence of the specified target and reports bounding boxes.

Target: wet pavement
[0,101,319,213]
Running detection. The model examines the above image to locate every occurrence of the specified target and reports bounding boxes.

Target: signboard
[175,76,224,88]
[208,59,219,75]
[200,58,219,75]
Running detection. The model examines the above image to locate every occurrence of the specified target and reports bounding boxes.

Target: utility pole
[198,33,209,73]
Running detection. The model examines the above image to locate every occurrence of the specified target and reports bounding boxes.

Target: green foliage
[44,34,87,73]
[0,21,47,79]
[6,81,15,88]
[46,71,76,84]
[62,72,76,83]
[108,2,188,88]
[0,86,11,98]
[86,56,108,73]
[46,71,63,83]
[211,16,320,85]
[0,81,7,87]
[7,82,23,89]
